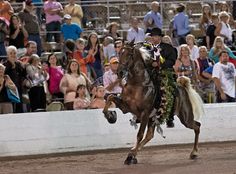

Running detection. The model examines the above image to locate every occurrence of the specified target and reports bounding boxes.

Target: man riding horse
[148,27,177,127]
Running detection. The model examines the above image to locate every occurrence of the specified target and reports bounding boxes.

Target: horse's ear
[129,39,135,47]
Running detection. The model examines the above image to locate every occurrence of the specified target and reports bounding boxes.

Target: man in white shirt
[127,17,145,43]
[212,50,236,102]
[103,56,122,99]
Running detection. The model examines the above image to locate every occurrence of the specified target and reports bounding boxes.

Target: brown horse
[103,42,204,165]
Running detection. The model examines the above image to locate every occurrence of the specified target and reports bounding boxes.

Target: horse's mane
[139,47,151,62]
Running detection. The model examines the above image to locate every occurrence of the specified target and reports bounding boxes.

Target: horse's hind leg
[190,121,201,159]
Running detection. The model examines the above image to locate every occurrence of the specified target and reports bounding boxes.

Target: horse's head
[117,41,135,78]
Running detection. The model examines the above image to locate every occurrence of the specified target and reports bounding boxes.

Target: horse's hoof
[190,152,198,159]
[124,154,138,165]
[124,155,132,165]
[105,111,117,124]
[132,157,138,164]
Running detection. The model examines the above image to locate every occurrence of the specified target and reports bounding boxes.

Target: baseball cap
[64,14,72,20]
[110,57,119,64]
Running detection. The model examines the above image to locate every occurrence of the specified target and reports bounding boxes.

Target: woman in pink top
[47,53,64,101]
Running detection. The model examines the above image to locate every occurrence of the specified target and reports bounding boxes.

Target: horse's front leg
[124,113,149,165]
[103,94,117,124]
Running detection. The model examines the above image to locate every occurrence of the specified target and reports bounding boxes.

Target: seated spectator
[60,59,91,110]
[90,85,115,109]
[0,63,17,114]
[215,11,232,46]
[9,14,28,49]
[26,54,48,111]
[63,39,76,67]
[127,17,145,43]
[103,56,122,98]
[212,51,236,103]
[114,40,123,58]
[186,34,199,61]
[61,14,83,42]
[73,84,90,110]
[196,46,215,102]
[208,36,236,63]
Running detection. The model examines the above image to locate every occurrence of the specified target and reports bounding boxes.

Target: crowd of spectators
[1,0,236,114]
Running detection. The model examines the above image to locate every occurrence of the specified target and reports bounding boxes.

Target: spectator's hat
[150,27,163,37]
[25,0,33,6]
[110,57,119,64]
[64,14,72,20]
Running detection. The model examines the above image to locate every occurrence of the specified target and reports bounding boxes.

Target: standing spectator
[19,41,37,65]
[61,14,82,42]
[73,84,90,110]
[215,11,232,46]
[4,46,26,113]
[173,3,190,45]
[0,0,14,22]
[32,0,43,25]
[106,22,120,40]
[199,4,212,46]
[143,1,162,33]
[0,63,17,114]
[102,36,115,63]
[186,34,199,61]
[206,13,219,50]
[26,54,47,112]
[64,0,83,27]
[0,17,8,60]
[127,17,145,43]
[212,51,236,102]
[85,32,103,78]
[47,53,64,101]
[18,0,42,56]
[103,56,122,98]
[9,14,28,49]
[43,0,63,43]
[114,40,123,58]
[60,59,91,110]
[74,38,95,78]
[208,36,236,63]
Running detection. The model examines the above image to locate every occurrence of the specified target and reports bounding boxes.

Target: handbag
[6,87,21,103]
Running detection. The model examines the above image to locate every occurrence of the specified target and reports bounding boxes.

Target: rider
[149,27,177,128]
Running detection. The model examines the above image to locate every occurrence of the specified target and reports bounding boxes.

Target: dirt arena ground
[0,141,235,174]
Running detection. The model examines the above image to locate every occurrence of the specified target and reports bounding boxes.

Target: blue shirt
[144,11,162,29]
[173,12,190,36]
[61,23,83,41]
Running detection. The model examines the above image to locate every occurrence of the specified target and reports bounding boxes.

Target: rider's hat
[150,27,164,37]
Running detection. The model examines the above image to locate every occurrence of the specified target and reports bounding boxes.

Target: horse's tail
[177,76,205,122]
